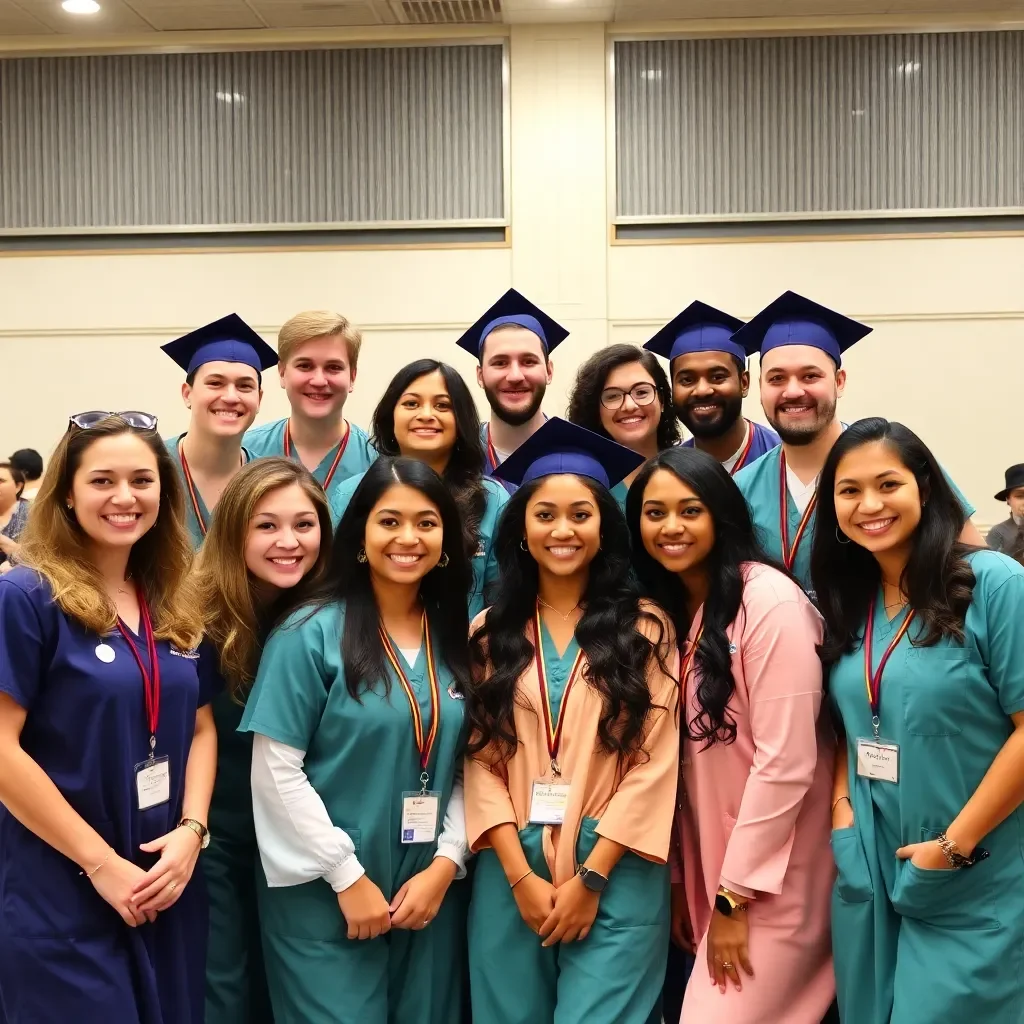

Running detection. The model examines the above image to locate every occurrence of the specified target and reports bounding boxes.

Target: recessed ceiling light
[62,0,101,14]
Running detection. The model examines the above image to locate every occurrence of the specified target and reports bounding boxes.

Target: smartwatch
[577,865,609,893]
[714,889,748,917]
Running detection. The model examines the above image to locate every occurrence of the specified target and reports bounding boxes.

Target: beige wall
[1,21,1020,527]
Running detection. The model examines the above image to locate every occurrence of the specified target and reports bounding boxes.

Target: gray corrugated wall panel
[0,45,504,231]
[615,32,1024,220]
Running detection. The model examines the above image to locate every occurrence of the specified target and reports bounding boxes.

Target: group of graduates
[0,287,1022,1024]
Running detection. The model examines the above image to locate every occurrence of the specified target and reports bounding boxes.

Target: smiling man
[244,311,375,502]
[731,290,983,593]
[644,300,779,474]
[457,289,569,493]
[162,314,278,547]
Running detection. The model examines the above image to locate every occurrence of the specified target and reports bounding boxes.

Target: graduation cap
[643,300,746,365]
[729,290,873,368]
[455,289,569,359]
[161,314,279,378]
[493,417,644,490]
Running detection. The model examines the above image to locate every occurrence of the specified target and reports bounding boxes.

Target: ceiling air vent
[395,0,502,24]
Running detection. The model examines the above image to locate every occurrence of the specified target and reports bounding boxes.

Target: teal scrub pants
[203,832,274,1024]
[256,867,468,1024]
[469,818,669,1024]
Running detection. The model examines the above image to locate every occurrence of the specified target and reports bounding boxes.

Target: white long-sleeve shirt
[250,734,470,893]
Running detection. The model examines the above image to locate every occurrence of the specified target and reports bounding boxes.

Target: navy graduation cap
[161,314,279,378]
[493,417,644,490]
[455,289,569,359]
[729,290,872,368]
[643,300,747,365]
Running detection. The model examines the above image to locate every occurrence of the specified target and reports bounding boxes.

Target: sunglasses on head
[68,411,159,431]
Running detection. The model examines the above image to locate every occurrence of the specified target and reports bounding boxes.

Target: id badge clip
[135,737,171,810]
[528,760,571,825]
[401,771,441,844]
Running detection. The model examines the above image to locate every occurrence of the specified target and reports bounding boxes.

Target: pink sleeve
[719,591,824,897]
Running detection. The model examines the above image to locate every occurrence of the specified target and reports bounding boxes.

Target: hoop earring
[438,552,449,568]
[520,539,528,552]
[356,548,368,563]
[836,526,851,545]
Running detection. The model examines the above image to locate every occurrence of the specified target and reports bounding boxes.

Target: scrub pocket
[902,650,972,737]
[831,826,873,904]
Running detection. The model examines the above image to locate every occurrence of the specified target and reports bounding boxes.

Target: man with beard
[731,290,982,592]
[457,288,569,493]
[644,300,779,473]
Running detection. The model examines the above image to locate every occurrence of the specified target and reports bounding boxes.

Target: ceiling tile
[17,0,158,32]
[121,1,264,30]
[250,0,386,28]
[0,0,51,33]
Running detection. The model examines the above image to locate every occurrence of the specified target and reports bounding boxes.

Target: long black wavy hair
[627,446,792,747]
[370,359,487,561]
[566,344,681,451]
[309,457,473,700]
[811,417,977,668]
[467,473,668,763]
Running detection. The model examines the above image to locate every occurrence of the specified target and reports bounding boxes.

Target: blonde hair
[192,458,332,702]
[277,311,363,371]
[19,418,203,650]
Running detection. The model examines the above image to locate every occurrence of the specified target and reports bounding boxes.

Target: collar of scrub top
[642,300,747,365]
[455,288,570,360]
[995,463,1024,501]
[492,417,644,490]
[727,290,873,369]
[160,313,280,378]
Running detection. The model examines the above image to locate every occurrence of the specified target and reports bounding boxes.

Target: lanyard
[178,439,245,538]
[485,425,501,475]
[116,596,161,759]
[283,419,350,492]
[863,601,916,738]
[533,608,585,777]
[729,422,755,476]
[379,615,441,790]
[778,452,818,571]
[679,623,705,687]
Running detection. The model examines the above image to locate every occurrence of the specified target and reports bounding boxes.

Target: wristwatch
[714,888,748,917]
[179,818,211,850]
[577,865,609,892]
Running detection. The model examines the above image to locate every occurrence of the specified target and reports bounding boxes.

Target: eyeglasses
[599,383,658,410]
[69,411,159,431]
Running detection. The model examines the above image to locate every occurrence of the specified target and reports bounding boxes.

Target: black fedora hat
[995,464,1024,502]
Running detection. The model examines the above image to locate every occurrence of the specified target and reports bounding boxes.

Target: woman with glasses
[566,345,679,510]
[329,359,508,618]
[0,412,214,1023]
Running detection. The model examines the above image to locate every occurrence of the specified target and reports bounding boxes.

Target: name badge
[856,738,899,784]
[529,780,571,825]
[135,756,171,810]
[401,791,440,844]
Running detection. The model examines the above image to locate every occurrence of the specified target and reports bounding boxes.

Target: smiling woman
[0,414,213,1024]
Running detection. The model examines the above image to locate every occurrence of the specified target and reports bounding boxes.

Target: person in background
[0,461,30,567]
[241,457,473,1024]
[162,314,279,547]
[465,419,679,1024]
[244,311,376,501]
[456,289,569,494]
[329,360,508,618]
[628,446,834,1024]
[192,458,333,1024]
[643,300,779,473]
[731,290,983,594]
[986,464,1024,561]
[813,418,1024,1024]
[0,412,214,1023]
[10,448,43,501]
[565,345,680,511]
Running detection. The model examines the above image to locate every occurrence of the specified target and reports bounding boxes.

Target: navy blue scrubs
[0,568,211,1024]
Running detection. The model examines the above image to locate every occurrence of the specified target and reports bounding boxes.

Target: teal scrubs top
[329,470,509,619]
[243,418,376,502]
[828,551,1024,1023]
[165,433,252,549]
[610,480,629,514]
[734,445,976,593]
[538,619,581,714]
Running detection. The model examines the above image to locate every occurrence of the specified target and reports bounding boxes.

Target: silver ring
[720,961,734,969]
